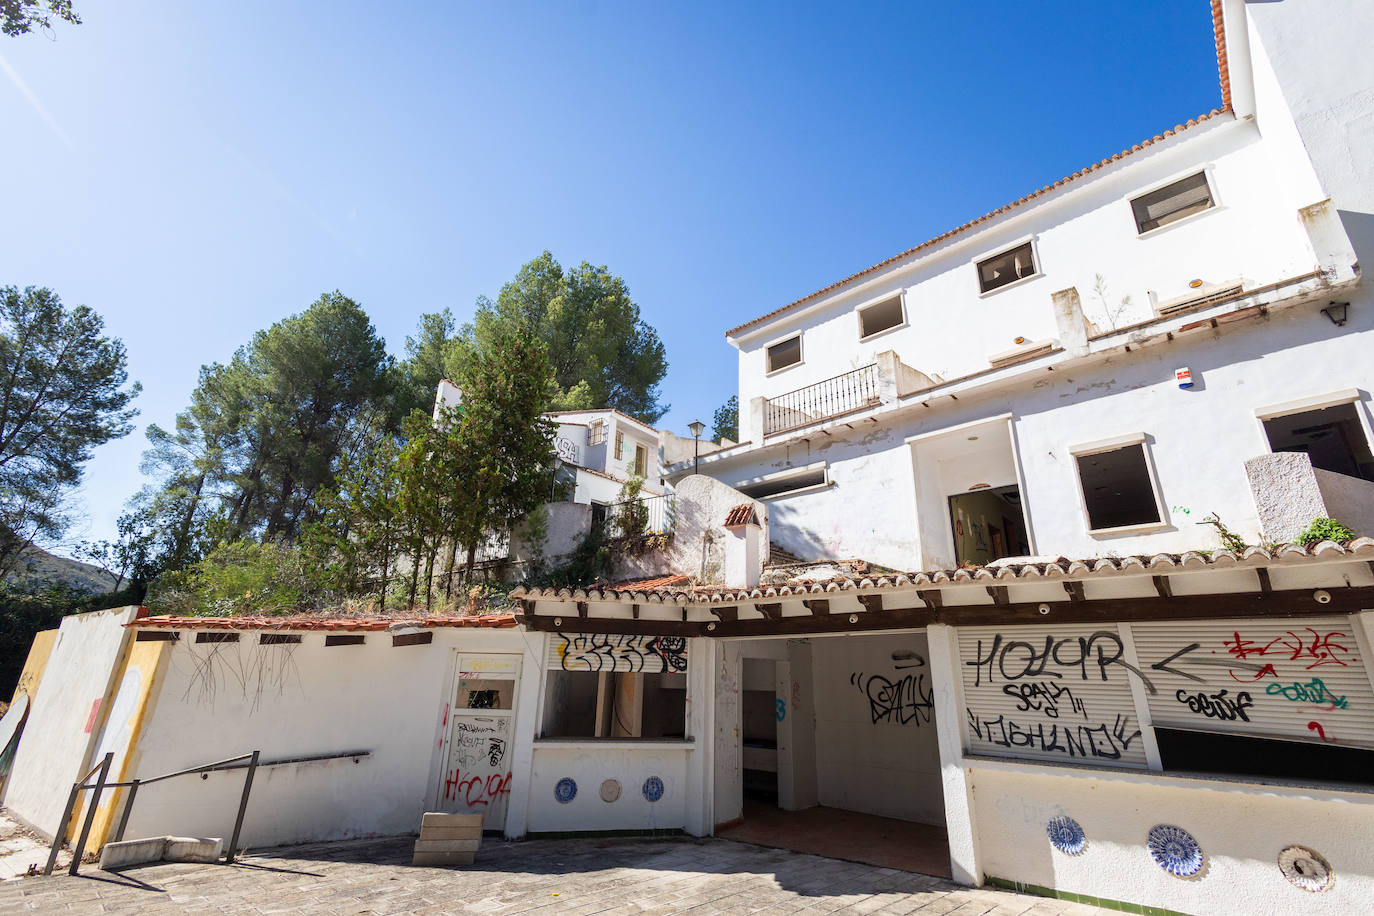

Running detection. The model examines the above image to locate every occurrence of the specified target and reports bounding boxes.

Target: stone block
[164,836,224,864]
[418,825,483,841]
[420,812,484,829]
[411,850,475,867]
[99,837,167,870]
[414,838,481,853]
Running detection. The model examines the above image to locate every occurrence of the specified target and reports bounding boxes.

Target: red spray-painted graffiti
[1221,628,1351,671]
[443,769,513,808]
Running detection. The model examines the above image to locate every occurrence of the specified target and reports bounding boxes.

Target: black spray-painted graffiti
[966,631,1150,688]
[557,634,687,673]
[851,671,934,725]
[967,709,1141,760]
[1174,688,1253,721]
[487,737,506,767]
[1001,681,1087,719]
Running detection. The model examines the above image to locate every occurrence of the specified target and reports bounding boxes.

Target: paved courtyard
[0,834,1103,914]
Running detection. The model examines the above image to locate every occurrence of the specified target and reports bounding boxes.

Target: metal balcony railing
[596,493,675,540]
[764,363,881,436]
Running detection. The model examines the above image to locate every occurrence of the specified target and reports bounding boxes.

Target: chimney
[722,503,764,589]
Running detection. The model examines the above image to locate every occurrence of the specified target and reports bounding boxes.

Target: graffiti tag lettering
[852,671,934,726]
[966,709,1140,761]
[1002,681,1087,719]
[1265,678,1349,710]
[443,769,513,808]
[966,631,1148,687]
[1174,688,1254,721]
[1222,628,1351,671]
[558,634,687,673]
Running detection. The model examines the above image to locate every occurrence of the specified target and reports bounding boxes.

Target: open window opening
[1155,728,1374,787]
[736,464,827,500]
[976,242,1037,294]
[1131,171,1214,234]
[633,443,648,477]
[588,419,606,446]
[741,658,779,804]
[540,670,686,739]
[767,336,803,373]
[1263,402,1374,482]
[858,296,904,339]
[948,485,1030,566]
[1074,440,1163,531]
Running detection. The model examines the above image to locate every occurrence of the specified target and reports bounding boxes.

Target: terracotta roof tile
[724,504,759,528]
[608,574,691,590]
[127,613,519,632]
[511,539,1374,603]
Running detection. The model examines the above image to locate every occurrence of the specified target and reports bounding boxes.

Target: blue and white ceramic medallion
[1147,824,1203,877]
[554,777,577,804]
[1046,815,1086,855]
[643,775,665,802]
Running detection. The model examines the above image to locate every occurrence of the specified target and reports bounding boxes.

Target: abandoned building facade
[5,2,1374,915]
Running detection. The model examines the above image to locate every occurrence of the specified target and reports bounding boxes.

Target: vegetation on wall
[1294,517,1356,547]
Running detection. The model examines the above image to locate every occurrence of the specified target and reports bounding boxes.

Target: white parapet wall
[1246,452,1374,543]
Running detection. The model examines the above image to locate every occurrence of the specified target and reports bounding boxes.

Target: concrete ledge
[420,812,483,829]
[165,836,224,864]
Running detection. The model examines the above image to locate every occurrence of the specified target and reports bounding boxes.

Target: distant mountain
[6,546,118,594]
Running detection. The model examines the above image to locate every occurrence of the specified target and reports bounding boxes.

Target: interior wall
[810,632,945,825]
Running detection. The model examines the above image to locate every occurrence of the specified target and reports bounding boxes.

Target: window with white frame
[858,296,904,339]
[1262,401,1374,482]
[614,429,624,459]
[976,242,1037,294]
[540,634,688,739]
[1130,171,1214,234]
[588,419,606,446]
[735,463,827,500]
[1071,436,1163,531]
[766,335,803,373]
[633,443,648,477]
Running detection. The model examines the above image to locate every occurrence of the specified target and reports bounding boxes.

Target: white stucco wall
[3,606,138,840]
[525,744,689,832]
[970,762,1374,915]
[810,633,944,825]
[120,627,540,848]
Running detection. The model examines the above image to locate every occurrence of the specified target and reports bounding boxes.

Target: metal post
[224,750,259,864]
[68,752,113,876]
[43,782,82,876]
[113,779,140,843]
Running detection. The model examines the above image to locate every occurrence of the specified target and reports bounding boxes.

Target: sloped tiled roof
[511,540,1374,604]
[724,1,1234,340]
[724,504,759,528]
[127,613,519,631]
[607,574,692,590]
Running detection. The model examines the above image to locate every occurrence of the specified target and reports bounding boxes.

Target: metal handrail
[597,492,675,540]
[763,363,881,436]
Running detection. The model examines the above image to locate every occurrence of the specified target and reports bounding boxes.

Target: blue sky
[0,1,1222,549]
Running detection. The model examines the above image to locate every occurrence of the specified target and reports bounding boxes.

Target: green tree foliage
[392,308,456,421]
[139,292,391,561]
[0,286,139,574]
[452,252,669,423]
[2,0,79,37]
[712,395,738,443]
[150,540,321,617]
[0,582,142,698]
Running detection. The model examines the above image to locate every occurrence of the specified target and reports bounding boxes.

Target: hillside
[6,546,118,594]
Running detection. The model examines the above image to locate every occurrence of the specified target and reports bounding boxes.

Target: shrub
[1293,517,1356,547]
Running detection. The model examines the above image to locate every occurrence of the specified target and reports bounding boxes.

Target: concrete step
[420,812,484,829]
[418,825,482,841]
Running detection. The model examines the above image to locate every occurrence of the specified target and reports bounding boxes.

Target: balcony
[596,493,676,540]
[763,364,882,436]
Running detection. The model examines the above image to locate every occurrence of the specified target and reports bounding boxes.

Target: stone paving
[0,834,1104,914]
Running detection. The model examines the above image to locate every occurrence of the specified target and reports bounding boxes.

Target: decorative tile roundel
[1147,824,1203,877]
[643,776,665,802]
[1278,846,1333,893]
[554,777,577,804]
[1046,816,1085,855]
[600,778,622,803]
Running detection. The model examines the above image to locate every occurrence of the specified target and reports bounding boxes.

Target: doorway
[718,634,952,876]
[435,653,522,831]
[949,485,1030,566]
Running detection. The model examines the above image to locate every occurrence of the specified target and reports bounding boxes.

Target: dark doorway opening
[949,486,1030,566]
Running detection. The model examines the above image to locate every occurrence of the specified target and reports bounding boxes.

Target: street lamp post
[688,420,705,475]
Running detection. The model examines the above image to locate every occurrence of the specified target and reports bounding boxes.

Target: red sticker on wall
[83,698,102,734]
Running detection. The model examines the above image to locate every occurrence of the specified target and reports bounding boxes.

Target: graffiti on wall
[442,716,513,810]
[851,649,934,726]
[555,634,687,673]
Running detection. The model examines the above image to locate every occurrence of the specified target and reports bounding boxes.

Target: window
[1263,402,1374,482]
[1131,171,1214,234]
[976,242,1037,294]
[858,296,904,339]
[633,443,648,477]
[766,335,802,373]
[541,634,688,739]
[736,463,828,500]
[588,420,606,446]
[614,429,624,459]
[1072,437,1162,531]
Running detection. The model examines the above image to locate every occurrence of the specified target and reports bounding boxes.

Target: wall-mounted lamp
[1322,301,1350,327]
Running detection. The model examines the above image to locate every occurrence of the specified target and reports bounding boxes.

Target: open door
[435,653,522,830]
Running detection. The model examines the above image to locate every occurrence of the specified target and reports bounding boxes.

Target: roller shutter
[957,624,1148,768]
[1128,617,1374,750]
